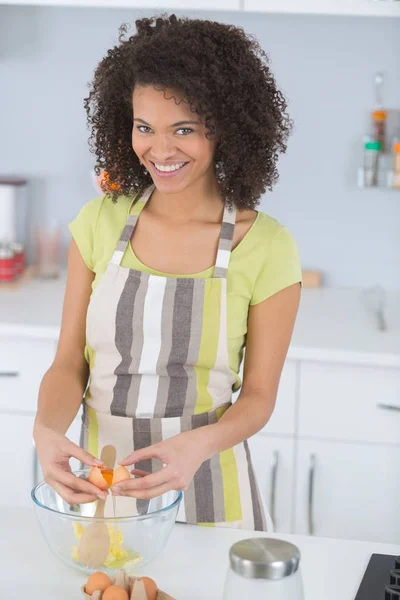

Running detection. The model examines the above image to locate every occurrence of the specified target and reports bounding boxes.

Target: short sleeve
[250,226,302,305]
[68,197,104,271]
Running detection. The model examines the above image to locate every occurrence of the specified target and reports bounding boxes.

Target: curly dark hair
[84,14,292,210]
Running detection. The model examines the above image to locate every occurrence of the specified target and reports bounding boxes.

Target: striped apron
[81,184,269,530]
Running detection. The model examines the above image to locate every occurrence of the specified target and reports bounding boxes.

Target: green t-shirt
[69,194,302,383]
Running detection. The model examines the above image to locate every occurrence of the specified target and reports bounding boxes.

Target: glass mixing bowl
[31,469,182,576]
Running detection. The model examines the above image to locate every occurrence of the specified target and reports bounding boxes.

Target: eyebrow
[133,118,200,127]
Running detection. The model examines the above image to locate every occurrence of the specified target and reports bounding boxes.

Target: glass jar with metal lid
[222,538,304,600]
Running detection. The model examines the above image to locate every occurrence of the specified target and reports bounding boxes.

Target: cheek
[131,132,149,157]
[188,137,216,165]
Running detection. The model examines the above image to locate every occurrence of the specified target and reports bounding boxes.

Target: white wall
[0,6,399,287]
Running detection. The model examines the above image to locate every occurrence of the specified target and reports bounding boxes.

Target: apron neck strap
[214,203,237,279]
[110,185,237,275]
[110,185,155,266]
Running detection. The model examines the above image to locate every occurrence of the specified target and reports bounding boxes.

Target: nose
[150,133,177,161]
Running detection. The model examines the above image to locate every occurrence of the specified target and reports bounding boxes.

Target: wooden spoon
[78,445,116,568]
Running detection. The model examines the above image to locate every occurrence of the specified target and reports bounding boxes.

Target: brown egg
[88,466,111,491]
[88,466,130,490]
[85,571,113,595]
[112,466,130,486]
[102,585,129,600]
[133,577,158,600]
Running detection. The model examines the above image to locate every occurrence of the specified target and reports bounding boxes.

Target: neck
[148,172,223,223]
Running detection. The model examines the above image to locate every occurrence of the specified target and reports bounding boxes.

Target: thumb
[119,445,161,466]
[66,440,103,467]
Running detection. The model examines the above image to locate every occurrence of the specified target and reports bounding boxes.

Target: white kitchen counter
[1,275,399,367]
[1,506,400,599]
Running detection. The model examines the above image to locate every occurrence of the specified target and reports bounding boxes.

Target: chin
[152,177,191,194]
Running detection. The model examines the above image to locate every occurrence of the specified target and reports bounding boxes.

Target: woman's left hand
[113,429,211,499]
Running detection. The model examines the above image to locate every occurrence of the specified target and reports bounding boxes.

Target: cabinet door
[248,434,294,533]
[0,412,84,508]
[0,336,56,413]
[294,439,400,544]
[298,362,400,445]
[0,414,38,508]
[1,0,241,9]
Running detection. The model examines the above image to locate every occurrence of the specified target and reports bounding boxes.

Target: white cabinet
[0,0,241,9]
[299,362,400,445]
[244,0,400,17]
[248,433,295,533]
[0,333,84,507]
[2,0,400,16]
[0,336,56,413]
[0,413,38,507]
[251,360,400,543]
[294,439,400,544]
[0,334,55,508]
[0,411,83,508]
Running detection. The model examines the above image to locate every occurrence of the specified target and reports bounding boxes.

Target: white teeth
[154,162,186,172]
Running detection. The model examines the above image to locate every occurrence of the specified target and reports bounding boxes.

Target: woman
[34,14,301,531]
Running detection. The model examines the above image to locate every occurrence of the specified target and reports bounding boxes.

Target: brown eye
[136,125,152,133]
[176,128,194,135]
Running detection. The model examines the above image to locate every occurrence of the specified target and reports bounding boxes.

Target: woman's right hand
[34,425,107,504]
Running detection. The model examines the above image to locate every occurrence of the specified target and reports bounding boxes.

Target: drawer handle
[377,402,400,412]
[308,453,316,536]
[270,450,279,527]
[0,371,19,378]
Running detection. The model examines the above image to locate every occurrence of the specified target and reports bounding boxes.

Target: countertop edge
[1,322,399,367]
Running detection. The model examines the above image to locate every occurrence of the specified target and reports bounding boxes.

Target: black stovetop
[354,554,400,599]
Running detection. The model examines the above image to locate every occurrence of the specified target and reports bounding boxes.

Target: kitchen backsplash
[1,5,399,288]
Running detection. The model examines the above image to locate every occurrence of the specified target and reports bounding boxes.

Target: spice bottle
[371,73,387,152]
[372,110,387,151]
[363,140,381,187]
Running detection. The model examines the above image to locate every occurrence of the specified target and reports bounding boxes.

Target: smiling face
[132,85,217,194]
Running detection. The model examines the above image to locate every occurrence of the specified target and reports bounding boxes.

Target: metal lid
[229,538,301,580]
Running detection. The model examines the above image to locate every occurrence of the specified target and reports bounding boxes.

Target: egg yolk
[101,468,114,487]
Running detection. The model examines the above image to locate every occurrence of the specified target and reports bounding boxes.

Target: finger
[113,468,170,493]
[50,480,100,505]
[119,446,163,466]
[115,482,174,500]
[130,469,150,477]
[66,441,104,467]
[55,470,108,499]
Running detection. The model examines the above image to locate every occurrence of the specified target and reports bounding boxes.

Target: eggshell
[88,466,130,490]
[102,585,129,600]
[133,577,158,600]
[112,466,130,485]
[85,572,113,595]
[88,467,110,491]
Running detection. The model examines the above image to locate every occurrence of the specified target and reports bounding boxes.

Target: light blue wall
[1,5,399,287]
